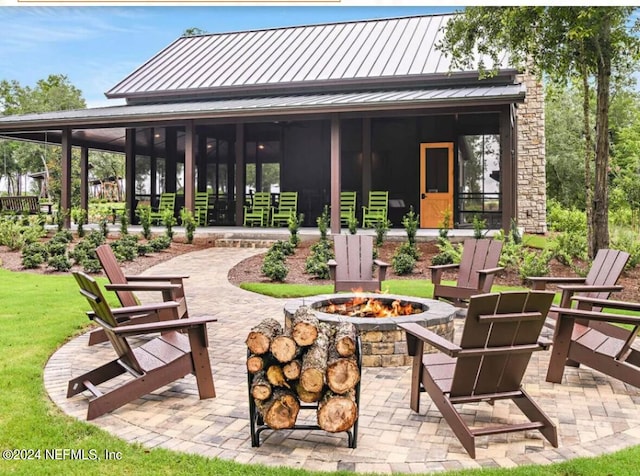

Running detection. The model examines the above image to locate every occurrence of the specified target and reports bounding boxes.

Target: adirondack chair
[194,191,210,226]
[243,191,271,227]
[362,191,389,228]
[529,249,629,330]
[68,271,217,420]
[340,191,357,226]
[271,191,298,226]
[328,234,389,292]
[88,244,190,345]
[400,291,558,458]
[149,192,176,225]
[430,238,504,306]
[547,295,640,389]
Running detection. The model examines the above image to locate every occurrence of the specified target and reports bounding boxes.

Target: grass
[1,268,640,475]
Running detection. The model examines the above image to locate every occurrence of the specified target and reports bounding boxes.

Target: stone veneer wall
[516,72,547,234]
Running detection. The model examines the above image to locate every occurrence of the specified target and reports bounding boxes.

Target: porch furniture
[68,271,217,420]
[340,191,357,226]
[88,244,189,345]
[529,248,629,330]
[328,234,389,292]
[194,191,210,226]
[271,191,298,227]
[243,191,271,227]
[400,290,558,458]
[149,192,176,225]
[362,191,389,228]
[430,238,504,306]
[547,295,640,389]
[0,195,51,215]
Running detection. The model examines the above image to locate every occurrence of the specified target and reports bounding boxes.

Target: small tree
[180,208,196,244]
[136,205,152,240]
[162,208,177,240]
[288,213,304,247]
[316,206,330,241]
[119,209,129,236]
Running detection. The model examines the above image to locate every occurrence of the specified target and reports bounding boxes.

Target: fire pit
[284,293,456,367]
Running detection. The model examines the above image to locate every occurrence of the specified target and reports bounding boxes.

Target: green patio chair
[194,191,210,226]
[271,191,298,226]
[362,191,389,228]
[243,191,271,227]
[340,191,357,226]
[149,192,176,225]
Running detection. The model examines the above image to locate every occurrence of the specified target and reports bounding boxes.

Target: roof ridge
[177,12,456,40]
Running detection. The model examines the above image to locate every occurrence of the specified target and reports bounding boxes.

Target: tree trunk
[317,390,358,433]
[593,22,612,254]
[270,332,298,363]
[250,370,272,401]
[334,321,357,357]
[246,318,282,355]
[300,324,331,393]
[256,388,300,430]
[291,306,320,346]
[581,67,595,258]
[326,344,360,395]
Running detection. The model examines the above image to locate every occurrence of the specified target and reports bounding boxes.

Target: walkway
[44,247,640,473]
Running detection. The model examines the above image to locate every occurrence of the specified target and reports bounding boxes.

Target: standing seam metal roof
[107,14,509,99]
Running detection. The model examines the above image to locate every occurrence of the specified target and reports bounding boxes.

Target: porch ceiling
[0,84,524,152]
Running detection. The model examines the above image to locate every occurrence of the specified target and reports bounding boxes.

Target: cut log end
[317,394,357,433]
[257,389,301,430]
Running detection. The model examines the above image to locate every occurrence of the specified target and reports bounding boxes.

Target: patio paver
[44,247,640,472]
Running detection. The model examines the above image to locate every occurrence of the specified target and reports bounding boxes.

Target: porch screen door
[420,143,454,228]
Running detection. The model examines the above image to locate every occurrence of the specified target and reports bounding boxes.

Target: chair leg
[67,360,126,398]
[513,389,558,448]
[188,325,216,399]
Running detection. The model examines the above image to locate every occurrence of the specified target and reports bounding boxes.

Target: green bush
[0,218,29,250]
[519,248,553,281]
[347,214,358,235]
[47,254,72,272]
[149,235,171,251]
[305,239,334,279]
[137,205,153,240]
[111,235,139,261]
[261,253,289,282]
[21,242,49,269]
[137,243,154,256]
[316,206,330,241]
[82,258,103,274]
[162,208,177,240]
[550,231,588,266]
[395,241,420,261]
[180,208,196,244]
[47,241,68,257]
[50,230,73,244]
[547,199,586,233]
[288,213,304,247]
[402,207,419,246]
[270,240,295,257]
[611,228,640,269]
[392,251,416,275]
[473,215,487,239]
[431,237,462,266]
[21,252,45,269]
[374,219,391,247]
[119,209,130,236]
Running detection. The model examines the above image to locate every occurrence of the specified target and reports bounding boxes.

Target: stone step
[215,238,276,249]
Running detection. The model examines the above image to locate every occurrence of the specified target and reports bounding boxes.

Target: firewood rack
[248,336,361,448]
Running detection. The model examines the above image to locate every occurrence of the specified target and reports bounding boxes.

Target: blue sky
[0,6,457,108]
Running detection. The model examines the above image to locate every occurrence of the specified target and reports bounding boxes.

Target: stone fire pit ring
[284,293,457,367]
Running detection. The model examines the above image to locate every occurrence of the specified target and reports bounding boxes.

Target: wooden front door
[420,143,454,228]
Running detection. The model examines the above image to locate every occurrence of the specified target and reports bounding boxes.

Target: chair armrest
[571,296,640,312]
[125,275,188,281]
[556,307,640,326]
[112,315,218,337]
[556,284,623,293]
[477,267,504,276]
[429,263,459,285]
[104,300,180,319]
[374,259,389,282]
[428,263,460,271]
[528,276,586,290]
[373,259,389,268]
[327,259,337,280]
[399,322,460,357]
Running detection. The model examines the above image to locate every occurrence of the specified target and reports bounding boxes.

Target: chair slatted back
[583,249,630,302]
[457,239,503,291]
[367,191,388,214]
[450,291,554,397]
[158,193,176,211]
[96,244,138,308]
[334,235,374,282]
[276,192,297,213]
[72,271,142,374]
[251,192,271,211]
[340,192,357,219]
[194,192,210,225]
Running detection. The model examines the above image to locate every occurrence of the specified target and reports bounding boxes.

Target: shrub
[402,206,419,246]
[47,254,72,272]
[119,209,130,236]
[472,215,487,239]
[56,208,69,232]
[271,240,295,256]
[0,219,29,250]
[98,217,109,238]
[550,231,588,266]
[72,208,88,238]
[111,235,139,261]
[547,199,586,233]
[180,208,196,244]
[519,248,553,281]
[82,258,103,274]
[432,237,462,266]
[22,252,45,269]
[288,213,304,247]
[261,251,289,282]
[611,229,640,269]
[347,214,358,235]
[137,243,154,256]
[149,235,171,251]
[305,239,334,279]
[162,208,177,240]
[392,251,416,275]
[50,230,73,244]
[374,219,391,247]
[47,241,68,257]
[21,242,49,269]
[137,205,153,240]
[86,229,106,247]
[316,206,330,241]
[395,241,420,261]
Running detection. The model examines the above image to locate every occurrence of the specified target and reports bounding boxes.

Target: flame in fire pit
[321,295,420,318]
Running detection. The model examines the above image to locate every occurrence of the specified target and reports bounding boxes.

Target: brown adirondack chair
[68,271,217,420]
[529,248,629,330]
[430,238,504,306]
[328,235,389,292]
[400,291,558,458]
[87,244,190,346]
[546,295,640,389]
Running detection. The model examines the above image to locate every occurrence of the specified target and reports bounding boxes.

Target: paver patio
[44,247,640,473]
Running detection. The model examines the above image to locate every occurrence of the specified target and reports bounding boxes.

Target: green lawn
[1,268,639,475]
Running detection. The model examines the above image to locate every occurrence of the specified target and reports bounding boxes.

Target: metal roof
[0,84,524,131]
[107,14,511,100]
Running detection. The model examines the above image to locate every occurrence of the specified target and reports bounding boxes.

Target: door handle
[421,193,426,199]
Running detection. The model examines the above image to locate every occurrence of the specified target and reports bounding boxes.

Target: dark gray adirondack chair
[430,239,504,306]
[87,244,190,346]
[400,291,558,458]
[547,295,640,389]
[529,248,629,330]
[68,271,217,420]
[328,235,389,292]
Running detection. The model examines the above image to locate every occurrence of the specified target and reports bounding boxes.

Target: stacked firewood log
[246,306,359,432]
